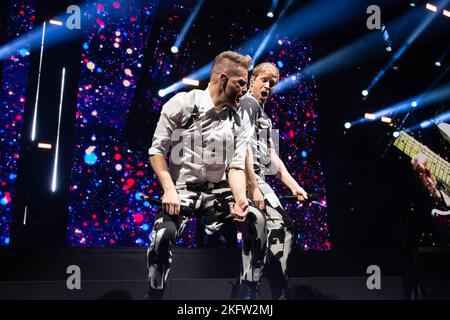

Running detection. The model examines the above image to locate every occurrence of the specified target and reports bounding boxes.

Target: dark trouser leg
[146,209,187,299]
[266,204,294,299]
[205,186,267,299]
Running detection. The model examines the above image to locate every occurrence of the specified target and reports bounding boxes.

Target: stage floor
[0,247,408,299]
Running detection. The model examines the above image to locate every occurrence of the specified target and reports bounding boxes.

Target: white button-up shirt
[149,88,252,184]
[239,93,275,178]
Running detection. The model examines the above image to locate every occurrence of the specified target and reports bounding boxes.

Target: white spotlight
[182,78,200,86]
[49,19,63,26]
[411,101,418,107]
[158,89,166,97]
[393,131,400,138]
[435,61,441,67]
[385,46,392,52]
[362,90,369,97]
[344,122,351,129]
[171,46,179,54]
[38,142,52,149]
[426,3,437,12]
[444,9,450,17]
[410,2,416,7]
[364,113,376,120]
[381,117,392,124]
[267,12,274,18]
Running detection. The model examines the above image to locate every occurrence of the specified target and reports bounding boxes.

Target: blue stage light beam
[274,5,448,95]
[252,0,293,67]
[267,0,279,18]
[172,0,205,54]
[160,0,389,97]
[364,0,449,95]
[408,110,450,131]
[0,0,130,60]
[349,81,450,127]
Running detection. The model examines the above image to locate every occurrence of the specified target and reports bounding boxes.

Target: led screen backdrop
[0,0,35,246]
[1,0,329,250]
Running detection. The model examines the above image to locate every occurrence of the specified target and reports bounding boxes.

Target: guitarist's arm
[412,154,449,209]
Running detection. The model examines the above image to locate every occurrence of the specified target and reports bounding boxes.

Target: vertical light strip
[31,22,46,141]
[51,67,66,192]
[23,206,27,225]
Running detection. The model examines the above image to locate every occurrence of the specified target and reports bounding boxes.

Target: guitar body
[394,131,450,234]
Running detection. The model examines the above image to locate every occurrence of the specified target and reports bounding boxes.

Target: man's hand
[229,199,249,223]
[412,154,441,200]
[292,185,308,203]
[248,186,265,210]
[161,188,181,215]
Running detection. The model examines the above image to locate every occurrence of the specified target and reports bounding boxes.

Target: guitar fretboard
[393,131,449,188]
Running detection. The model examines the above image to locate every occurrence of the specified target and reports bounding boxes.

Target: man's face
[223,66,248,107]
[250,69,278,106]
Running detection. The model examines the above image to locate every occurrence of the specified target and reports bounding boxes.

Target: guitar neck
[393,131,450,189]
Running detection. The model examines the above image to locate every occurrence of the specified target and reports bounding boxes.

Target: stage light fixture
[393,131,400,138]
[411,101,418,107]
[267,11,274,18]
[381,117,392,123]
[344,122,351,129]
[426,3,438,12]
[444,9,450,17]
[38,143,52,149]
[364,113,376,120]
[171,46,179,54]
[182,78,200,86]
[362,90,369,96]
[49,19,63,26]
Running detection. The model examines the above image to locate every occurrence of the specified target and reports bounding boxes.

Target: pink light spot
[134,213,144,224]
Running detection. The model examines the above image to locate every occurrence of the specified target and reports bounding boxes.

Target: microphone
[279,193,320,201]
[140,194,161,204]
[139,194,195,216]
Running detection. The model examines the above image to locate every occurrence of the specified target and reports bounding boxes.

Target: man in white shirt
[238,62,308,299]
[146,51,266,299]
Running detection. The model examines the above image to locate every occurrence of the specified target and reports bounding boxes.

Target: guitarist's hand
[412,154,441,201]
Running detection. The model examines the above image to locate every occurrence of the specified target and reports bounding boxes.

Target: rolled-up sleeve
[148,92,186,157]
[228,105,254,171]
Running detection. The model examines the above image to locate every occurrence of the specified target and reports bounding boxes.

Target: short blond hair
[210,51,252,82]
[251,62,280,83]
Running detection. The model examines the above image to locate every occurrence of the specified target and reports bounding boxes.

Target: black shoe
[145,286,164,300]
[271,280,289,300]
[234,281,257,300]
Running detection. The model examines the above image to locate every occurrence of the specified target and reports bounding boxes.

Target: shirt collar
[246,90,264,109]
[202,87,218,112]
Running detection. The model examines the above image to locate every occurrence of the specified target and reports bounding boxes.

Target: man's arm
[148,93,187,215]
[269,148,308,201]
[412,154,450,208]
[228,168,249,222]
[227,107,254,221]
[245,145,265,210]
[150,155,180,215]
